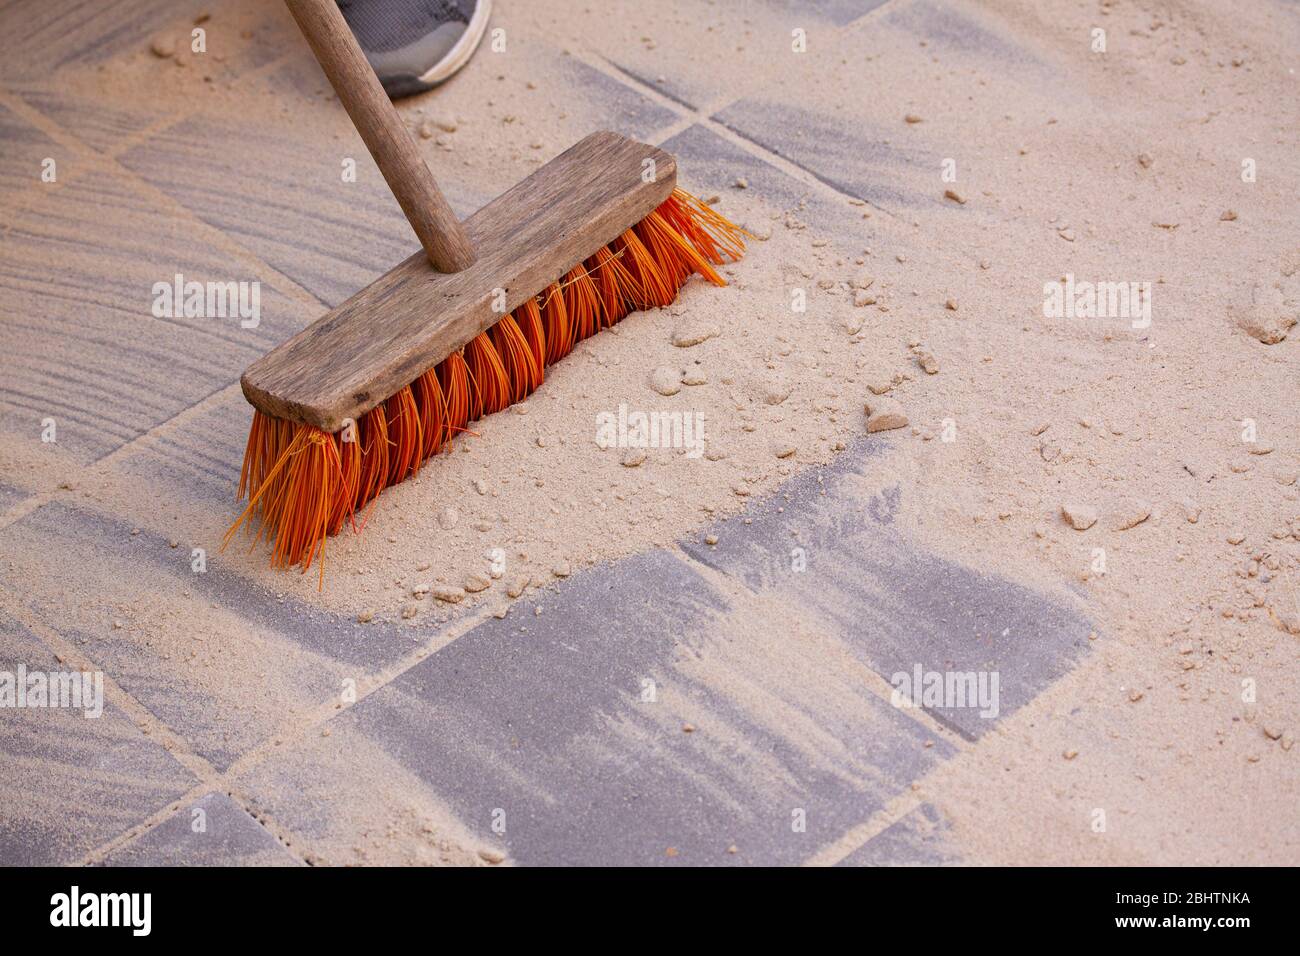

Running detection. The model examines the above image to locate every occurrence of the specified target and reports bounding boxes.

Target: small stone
[1137,152,1154,168]
[1063,749,1079,761]
[506,576,530,599]
[762,380,792,405]
[1058,228,1075,242]
[1247,444,1273,456]
[1227,532,1246,545]
[671,322,720,347]
[620,447,646,467]
[916,351,939,374]
[356,609,375,623]
[149,34,176,58]
[650,366,682,396]
[1262,724,1284,741]
[943,189,965,204]
[843,314,864,335]
[1220,209,1238,222]
[734,177,748,189]
[400,603,418,620]
[432,585,466,604]
[418,120,435,139]
[682,371,708,386]
[1111,499,1152,531]
[478,848,506,864]
[904,113,923,124]
[1061,503,1098,531]
[464,572,492,593]
[473,478,488,495]
[1233,281,1295,345]
[1129,690,1144,703]
[849,274,875,290]
[704,534,719,546]
[552,560,571,578]
[865,396,908,433]
[771,441,796,459]
[682,723,696,733]
[944,298,958,311]
[852,290,876,308]
[1180,499,1201,524]
[438,506,459,530]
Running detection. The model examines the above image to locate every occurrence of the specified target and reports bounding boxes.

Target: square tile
[0,616,196,865]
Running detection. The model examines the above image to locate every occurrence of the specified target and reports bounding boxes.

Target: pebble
[478,848,506,864]
[865,396,909,433]
[1180,499,1201,523]
[356,609,375,623]
[432,585,466,604]
[1061,503,1098,531]
[400,603,418,620]
[620,448,647,467]
[671,322,720,347]
[849,274,875,290]
[464,572,492,593]
[149,34,176,58]
[473,478,488,495]
[552,560,571,578]
[506,576,530,599]
[852,290,876,308]
[704,534,719,546]
[1111,499,1152,531]
[843,315,864,335]
[943,188,966,204]
[762,380,792,405]
[1138,152,1154,168]
[734,177,748,189]
[944,298,958,311]
[1063,749,1079,761]
[771,441,797,459]
[650,366,682,396]
[916,351,940,374]
[1227,532,1246,545]
[1220,209,1238,222]
[904,114,923,124]
[438,506,459,530]
[682,370,708,386]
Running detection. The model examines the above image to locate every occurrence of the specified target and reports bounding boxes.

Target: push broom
[224,0,745,582]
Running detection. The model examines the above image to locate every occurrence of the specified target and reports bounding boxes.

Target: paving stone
[259,549,954,866]
[660,123,872,240]
[680,437,1092,740]
[0,101,69,210]
[0,616,196,865]
[0,501,422,770]
[0,166,316,465]
[836,802,959,865]
[117,113,423,310]
[101,791,301,866]
[883,0,1035,63]
[712,96,935,211]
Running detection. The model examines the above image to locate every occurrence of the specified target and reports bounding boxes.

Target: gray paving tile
[712,96,936,211]
[0,101,66,210]
[836,802,959,866]
[101,791,301,866]
[661,123,875,240]
[680,437,1092,740]
[0,616,196,865]
[883,0,1035,63]
[0,501,424,770]
[0,166,317,464]
[0,481,28,513]
[268,548,954,866]
[117,113,422,310]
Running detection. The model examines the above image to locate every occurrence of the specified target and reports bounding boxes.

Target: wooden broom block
[241,130,677,432]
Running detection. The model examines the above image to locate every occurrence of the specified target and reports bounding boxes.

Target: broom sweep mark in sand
[151,272,261,329]
[1043,273,1151,329]
[595,403,707,460]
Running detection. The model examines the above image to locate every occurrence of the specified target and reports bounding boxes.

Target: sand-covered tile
[0,501,423,770]
[836,802,960,866]
[0,166,317,467]
[269,549,954,866]
[0,616,196,865]
[101,791,301,866]
[0,101,70,210]
[680,437,1092,740]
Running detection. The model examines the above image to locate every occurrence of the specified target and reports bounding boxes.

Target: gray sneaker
[339,0,492,98]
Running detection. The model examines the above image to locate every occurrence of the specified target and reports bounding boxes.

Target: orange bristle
[224,188,746,580]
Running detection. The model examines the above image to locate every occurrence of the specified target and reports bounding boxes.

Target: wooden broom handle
[284,0,477,272]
